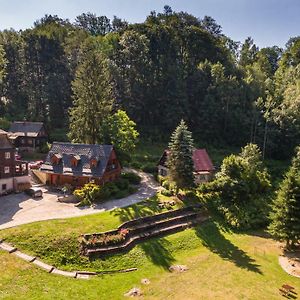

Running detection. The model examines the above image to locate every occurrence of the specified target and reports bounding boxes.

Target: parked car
[25,188,43,198]
[29,160,43,169]
[15,153,21,160]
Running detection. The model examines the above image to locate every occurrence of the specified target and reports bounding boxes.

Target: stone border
[0,239,138,279]
[0,240,92,279]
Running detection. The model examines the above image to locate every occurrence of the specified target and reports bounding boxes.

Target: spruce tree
[167,120,194,189]
[68,37,114,144]
[268,147,300,248]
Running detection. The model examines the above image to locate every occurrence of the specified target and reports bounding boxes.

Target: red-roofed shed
[158,148,215,184]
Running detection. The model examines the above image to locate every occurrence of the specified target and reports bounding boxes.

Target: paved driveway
[0,171,160,230]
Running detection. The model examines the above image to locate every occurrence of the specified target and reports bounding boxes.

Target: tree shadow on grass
[111,195,162,223]
[139,238,175,270]
[195,221,262,274]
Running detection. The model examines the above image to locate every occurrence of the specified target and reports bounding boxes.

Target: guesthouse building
[39,142,121,187]
[0,130,30,195]
[8,121,48,151]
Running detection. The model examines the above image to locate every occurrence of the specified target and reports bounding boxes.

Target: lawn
[0,198,299,299]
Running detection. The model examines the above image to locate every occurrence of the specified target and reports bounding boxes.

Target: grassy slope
[1,204,300,299]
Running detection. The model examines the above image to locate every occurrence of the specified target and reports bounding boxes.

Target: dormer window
[70,155,80,167]
[90,158,98,168]
[51,153,62,165]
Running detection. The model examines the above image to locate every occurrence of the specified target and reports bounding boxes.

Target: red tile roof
[159,148,214,172]
[192,149,214,172]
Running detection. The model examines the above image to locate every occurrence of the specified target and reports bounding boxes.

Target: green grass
[0,197,300,299]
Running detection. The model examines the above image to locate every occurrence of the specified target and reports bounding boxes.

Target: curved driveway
[0,170,160,230]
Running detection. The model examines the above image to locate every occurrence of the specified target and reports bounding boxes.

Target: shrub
[74,182,110,204]
[0,117,11,130]
[161,189,173,197]
[40,142,51,154]
[114,190,128,199]
[130,161,142,169]
[121,172,141,185]
[184,190,199,203]
[141,164,157,174]
[157,175,166,185]
[162,180,170,190]
[115,178,129,190]
[103,182,119,198]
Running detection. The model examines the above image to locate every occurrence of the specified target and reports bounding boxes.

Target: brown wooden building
[8,121,48,151]
[40,142,121,187]
[158,148,215,184]
[0,130,30,195]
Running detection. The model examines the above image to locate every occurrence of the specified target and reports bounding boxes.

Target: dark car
[25,188,43,198]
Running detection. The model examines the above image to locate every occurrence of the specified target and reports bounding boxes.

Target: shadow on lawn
[111,196,176,269]
[195,221,262,274]
[111,195,162,222]
[140,238,175,270]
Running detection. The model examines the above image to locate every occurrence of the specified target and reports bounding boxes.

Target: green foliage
[268,146,300,247]
[103,110,139,157]
[0,117,10,130]
[121,172,141,185]
[74,182,104,205]
[40,142,51,154]
[167,120,195,189]
[68,36,114,144]
[74,176,139,205]
[0,44,7,84]
[160,188,173,197]
[0,8,300,160]
[199,145,271,229]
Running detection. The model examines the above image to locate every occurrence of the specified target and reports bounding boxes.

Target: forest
[0,6,299,159]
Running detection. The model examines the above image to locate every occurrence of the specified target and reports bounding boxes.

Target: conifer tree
[167,120,194,188]
[268,147,300,248]
[68,37,114,144]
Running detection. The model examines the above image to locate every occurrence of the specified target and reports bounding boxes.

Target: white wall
[0,178,14,195]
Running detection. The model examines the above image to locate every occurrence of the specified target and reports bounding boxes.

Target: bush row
[74,173,141,206]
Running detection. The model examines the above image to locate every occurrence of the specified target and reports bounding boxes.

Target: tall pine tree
[68,37,114,144]
[167,119,194,188]
[268,146,300,248]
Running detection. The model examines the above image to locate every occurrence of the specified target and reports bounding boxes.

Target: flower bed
[84,229,130,248]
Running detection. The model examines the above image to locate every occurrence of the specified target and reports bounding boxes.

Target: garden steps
[82,207,209,256]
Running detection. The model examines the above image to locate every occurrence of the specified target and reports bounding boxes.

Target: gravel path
[0,170,160,230]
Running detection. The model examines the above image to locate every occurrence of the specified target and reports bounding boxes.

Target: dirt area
[279,249,300,278]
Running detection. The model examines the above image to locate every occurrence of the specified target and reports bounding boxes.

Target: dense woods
[0,7,299,159]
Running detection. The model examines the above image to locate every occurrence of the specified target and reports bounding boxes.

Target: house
[8,121,48,151]
[39,142,122,187]
[158,148,215,184]
[0,130,30,195]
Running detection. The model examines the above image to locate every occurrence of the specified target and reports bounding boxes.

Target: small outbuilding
[8,121,48,151]
[39,142,121,187]
[158,148,215,184]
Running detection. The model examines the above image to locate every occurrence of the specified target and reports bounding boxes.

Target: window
[199,174,206,181]
[2,184,6,190]
[28,139,33,145]
[5,152,10,159]
[4,166,10,174]
[21,139,25,144]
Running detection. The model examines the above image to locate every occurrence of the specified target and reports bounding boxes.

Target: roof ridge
[52,142,113,147]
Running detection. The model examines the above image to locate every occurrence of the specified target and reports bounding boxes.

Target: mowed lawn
[0,201,299,300]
